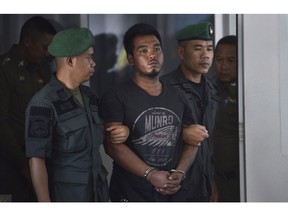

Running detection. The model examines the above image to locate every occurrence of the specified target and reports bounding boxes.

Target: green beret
[176,22,214,42]
[48,27,94,57]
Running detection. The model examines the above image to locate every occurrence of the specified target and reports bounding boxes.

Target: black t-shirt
[101,79,194,170]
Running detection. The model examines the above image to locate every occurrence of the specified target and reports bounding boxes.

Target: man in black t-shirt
[101,23,209,202]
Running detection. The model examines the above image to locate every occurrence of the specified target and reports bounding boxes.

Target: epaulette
[1,57,11,65]
[17,60,25,67]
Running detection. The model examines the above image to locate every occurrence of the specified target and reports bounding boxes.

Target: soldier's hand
[182,124,209,147]
[106,125,130,144]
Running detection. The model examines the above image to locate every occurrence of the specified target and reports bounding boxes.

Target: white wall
[240,14,288,201]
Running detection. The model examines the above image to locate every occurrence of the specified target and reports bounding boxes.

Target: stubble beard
[146,69,160,79]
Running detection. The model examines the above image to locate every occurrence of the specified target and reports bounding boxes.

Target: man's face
[214,44,237,83]
[128,35,164,78]
[178,39,214,75]
[26,33,54,64]
[74,47,96,83]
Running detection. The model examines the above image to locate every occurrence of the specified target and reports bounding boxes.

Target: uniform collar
[173,66,219,97]
[49,74,74,100]
[49,74,91,102]
[175,66,209,85]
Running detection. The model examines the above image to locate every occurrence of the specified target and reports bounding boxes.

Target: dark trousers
[215,170,240,202]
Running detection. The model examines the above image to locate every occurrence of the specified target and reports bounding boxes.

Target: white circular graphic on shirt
[132,107,181,166]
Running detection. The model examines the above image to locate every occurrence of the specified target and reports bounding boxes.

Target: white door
[238,14,288,201]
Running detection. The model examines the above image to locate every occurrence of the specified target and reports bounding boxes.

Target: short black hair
[215,35,237,52]
[123,23,162,55]
[19,16,57,43]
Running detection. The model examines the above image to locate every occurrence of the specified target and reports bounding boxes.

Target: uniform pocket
[56,115,89,152]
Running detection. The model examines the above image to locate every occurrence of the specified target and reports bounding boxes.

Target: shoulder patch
[28,106,52,138]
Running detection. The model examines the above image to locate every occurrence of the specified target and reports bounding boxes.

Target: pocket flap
[60,115,88,133]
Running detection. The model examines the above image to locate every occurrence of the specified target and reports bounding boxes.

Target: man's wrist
[143,167,157,179]
[170,169,186,180]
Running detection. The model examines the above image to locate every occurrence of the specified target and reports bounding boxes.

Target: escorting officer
[0,16,56,201]
[161,22,219,201]
[25,27,129,202]
[213,35,239,202]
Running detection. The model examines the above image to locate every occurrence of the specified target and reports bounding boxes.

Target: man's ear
[127,54,134,66]
[66,57,74,67]
[23,36,32,48]
[177,46,184,60]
